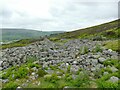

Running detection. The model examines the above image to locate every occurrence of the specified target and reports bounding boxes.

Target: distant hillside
[51,19,119,40]
[1,28,64,42]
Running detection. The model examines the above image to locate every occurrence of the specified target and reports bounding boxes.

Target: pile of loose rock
[0,38,118,72]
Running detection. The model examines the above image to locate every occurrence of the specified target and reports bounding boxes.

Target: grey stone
[63,86,70,89]
[87,54,93,59]
[45,69,54,74]
[42,62,48,69]
[0,67,2,71]
[66,63,69,66]
[33,61,39,64]
[93,55,100,59]
[103,72,109,75]
[31,67,38,72]
[16,86,22,90]
[22,83,27,87]
[29,76,36,80]
[72,75,78,80]
[108,49,112,52]
[2,79,9,83]
[110,66,118,73]
[90,73,95,77]
[1,39,118,71]
[0,61,3,66]
[56,71,63,76]
[38,81,41,85]
[109,76,119,83]
[98,57,106,63]
[91,67,96,72]
[31,72,36,76]
[103,49,113,56]
[26,80,29,83]
[95,64,103,70]
[72,61,77,65]
[57,76,62,79]
[111,55,118,60]
[60,63,66,68]
[91,59,98,65]
[70,65,79,74]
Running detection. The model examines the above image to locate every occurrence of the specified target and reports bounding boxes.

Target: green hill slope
[50,19,119,40]
[1,28,63,42]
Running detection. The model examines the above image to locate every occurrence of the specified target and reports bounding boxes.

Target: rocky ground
[0,38,119,89]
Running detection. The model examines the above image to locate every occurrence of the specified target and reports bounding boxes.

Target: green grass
[0,39,42,49]
[37,69,47,77]
[49,65,58,70]
[51,19,119,39]
[26,56,38,64]
[94,59,119,79]
[104,40,119,52]
[96,72,119,88]
[2,56,41,80]
[72,71,90,87]
[97,81,118,88]
[42,70,90,88]
[2,56,119,89]
[1,20,119,49]
[49,37,70,45]
[2,82,18,90]
[101,28,119,39]
[103,59,119,68]
[80,46,89,55]
[93,44,103,53]
[45,73,60,83]
[2,60,119,88]
[2,64,28,81]
[64,73,72,82]
[2,60,92,88]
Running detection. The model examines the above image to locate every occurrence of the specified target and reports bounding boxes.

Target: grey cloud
[0,8,13,18]
[1,0,119,31]
[48,1,118,31]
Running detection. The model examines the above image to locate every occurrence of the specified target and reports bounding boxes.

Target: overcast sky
[0,0,119,31]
